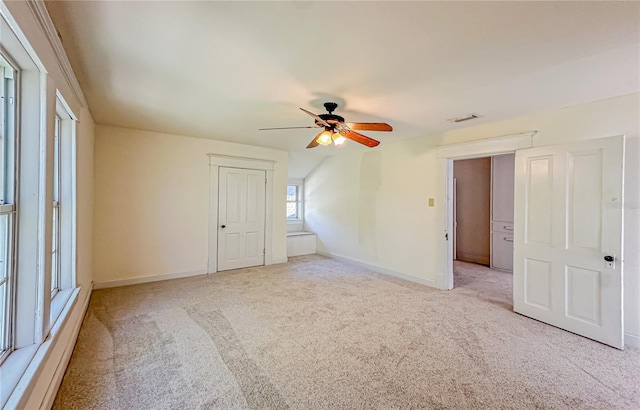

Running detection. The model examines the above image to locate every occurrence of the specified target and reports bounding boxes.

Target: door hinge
[263,248,265,255]
[445,233,449,241]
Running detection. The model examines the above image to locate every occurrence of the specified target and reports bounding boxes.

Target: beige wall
[305,93,640,343]
[454,157,491,265]
[77,108,95,290]
[93,125,288,284]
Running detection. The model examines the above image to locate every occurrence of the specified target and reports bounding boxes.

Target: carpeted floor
[54,255,640,409]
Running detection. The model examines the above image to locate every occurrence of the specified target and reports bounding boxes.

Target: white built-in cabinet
[490,154,515,271]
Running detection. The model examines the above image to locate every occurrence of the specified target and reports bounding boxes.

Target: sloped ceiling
[45,1,639,178]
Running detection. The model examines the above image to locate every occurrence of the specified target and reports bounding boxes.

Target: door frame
[437,132,536,290]
[208,154,275,273]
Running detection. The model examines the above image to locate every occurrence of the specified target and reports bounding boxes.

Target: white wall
[93,125,288,285]
[305,93,640,344]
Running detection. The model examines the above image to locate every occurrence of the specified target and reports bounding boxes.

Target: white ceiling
[45,1,639,178]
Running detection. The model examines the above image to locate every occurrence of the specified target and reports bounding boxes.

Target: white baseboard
[93,269,207,289]
[626,332,640,348]
[317,251,437,288]
[270,257,288,265]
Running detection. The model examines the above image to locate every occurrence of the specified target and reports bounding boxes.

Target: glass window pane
[286,185,297,201]
[0,213,7,352]
[286,202,297,219]
[0,214,7,282]
[0,282,6,352]
[51,206,58,293]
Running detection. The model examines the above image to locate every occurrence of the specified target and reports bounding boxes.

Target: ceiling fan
[259,102,392,148]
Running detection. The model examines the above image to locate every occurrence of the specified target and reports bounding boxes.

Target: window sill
[0,344,38,407]
[50,288,74,326]
[1,287,79,408]
[287,231,316,237]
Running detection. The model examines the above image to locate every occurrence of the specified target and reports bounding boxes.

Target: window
[287,184,302,220]
[0,10,82,405]
[49,93,78,313]
[0,55,16,364]
[51,116,61,297]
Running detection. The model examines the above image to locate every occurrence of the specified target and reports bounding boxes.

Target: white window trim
[0,8,80,406]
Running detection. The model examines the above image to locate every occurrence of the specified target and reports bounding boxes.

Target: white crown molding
[26,0,87,108]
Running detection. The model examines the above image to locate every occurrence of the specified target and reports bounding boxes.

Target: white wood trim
[318,251,437,288]
[440,132,534,291]
[208,154,275,170]
[25,0,87,108]
[436,131,536,159]
[264,168,274,265]
[208,155,275,273]
[443,159,454,290]
[208,164,219,273]
[93,269,208,289]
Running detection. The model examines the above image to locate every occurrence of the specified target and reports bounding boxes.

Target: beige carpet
[54,255,640,409]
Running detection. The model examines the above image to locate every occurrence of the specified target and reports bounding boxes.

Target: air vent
[447,113,481,123]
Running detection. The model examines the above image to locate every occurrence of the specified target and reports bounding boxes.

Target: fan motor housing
[316,113,345,128]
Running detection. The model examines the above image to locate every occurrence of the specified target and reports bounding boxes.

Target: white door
[218,167,266,271]
[513,136,624,348]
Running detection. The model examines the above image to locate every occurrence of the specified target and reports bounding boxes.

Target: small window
[286,184,302,220]
[286,185,299,219]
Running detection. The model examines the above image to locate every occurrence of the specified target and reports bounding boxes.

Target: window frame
[49,92,78,321]
[286,181,303,222]
[50,115,61,298]
[0,7,82,407]
[0,55,17,365]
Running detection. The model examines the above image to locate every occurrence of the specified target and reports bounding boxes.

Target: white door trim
[439,131,536,290]
[208,154,275,273]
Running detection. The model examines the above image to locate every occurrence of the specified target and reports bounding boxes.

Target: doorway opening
[450,153,515,306]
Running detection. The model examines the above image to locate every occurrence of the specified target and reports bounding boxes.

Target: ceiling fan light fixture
[332,133,346,145]
[316,130,333,145]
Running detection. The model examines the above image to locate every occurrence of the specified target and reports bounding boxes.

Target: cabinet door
[491,154,515,222]
[491,232,513,271]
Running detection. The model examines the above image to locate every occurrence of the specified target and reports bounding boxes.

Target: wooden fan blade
[300,108,331,128]
[339,130,380,147]
[259,126,321,130]
[306,131,323,149]
[346,122,393,132]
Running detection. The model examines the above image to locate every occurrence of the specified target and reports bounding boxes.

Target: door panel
[514,136,624,348]
[525,156,553,245]
[567,150,602,250]
[218,167,266,271]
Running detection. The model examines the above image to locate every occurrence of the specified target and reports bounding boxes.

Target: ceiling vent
[447,113,481,123]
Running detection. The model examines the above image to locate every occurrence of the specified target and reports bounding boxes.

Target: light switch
[428,198,435,207]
